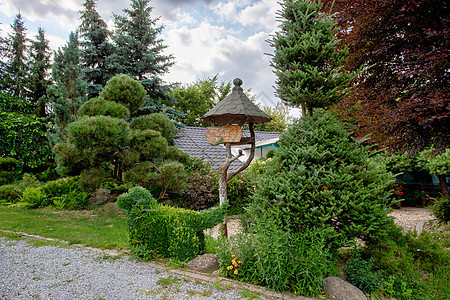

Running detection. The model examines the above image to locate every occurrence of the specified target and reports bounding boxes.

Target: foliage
[247,112,396,251]
[99,74,147,114]
[343,248,382,294]
[253,102,292,132]
[179,171,217,211]
[122,187,226,261]
[20,187,48,208]
[0,157,21,185]
[157,160,188,199]
[77,97,130,118]
[47,31,87,145]
[432,197,450,223]
[130,113,176,142]
[268,0,355,117]
[78,0,113,98]
[78,167,110,193]
[417,148,450,177]
[323,0,449,154]
[107,0,178,118]
[171,76,231,127]
[217,207,336,296]
[0,185,21,205]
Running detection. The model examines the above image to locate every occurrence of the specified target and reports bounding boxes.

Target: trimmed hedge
[118,186,227,261]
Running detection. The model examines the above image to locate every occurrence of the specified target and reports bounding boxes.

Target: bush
[217,205,336,296]
[343,248,382,294]
[20,187,48,208]
[121,187,226,261]
[0,157,21,185]
[78,168,110,193]
[180,171,217,210]
[247,112,396,250]
[77,97,130,118]
[130,113,176,142]
[432,197,450,223]
[0,184,21,204]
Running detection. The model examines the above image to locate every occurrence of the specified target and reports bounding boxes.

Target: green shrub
[130,113,176,142]
[78,168,110,193]
[0,184,21,204]
[52,190,89,210]
[432,197,450,223]
[20,187,48,208]
[77,97,130,118]
[41,177,79,198]
[247,112,396,251]
[343,248,382,294]
[0,157,21,185]
[180,171,217,210]
[122,187,226,261]
[99,74,147,114]
[217,206,336,296]
[117,186,157,214]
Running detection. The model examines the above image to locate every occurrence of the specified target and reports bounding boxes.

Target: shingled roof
[173,126,281,169]
[202,78,272,125]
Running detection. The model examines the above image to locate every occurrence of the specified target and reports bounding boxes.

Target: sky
[0,0,301,117]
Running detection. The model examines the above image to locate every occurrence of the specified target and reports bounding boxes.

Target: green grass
[0,206,128,249]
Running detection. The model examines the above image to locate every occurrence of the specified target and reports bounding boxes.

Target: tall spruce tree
[28,26,52,117]
[2,13,29,99]
[78,0,113,98]
[0,27,7,79]
[108,0,179,118]
[47,32,87,144]
[268,0,355,117]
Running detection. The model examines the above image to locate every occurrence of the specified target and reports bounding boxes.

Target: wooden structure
[202,78,271,236]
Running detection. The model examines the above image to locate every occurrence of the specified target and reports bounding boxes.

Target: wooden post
[218,123,256,237]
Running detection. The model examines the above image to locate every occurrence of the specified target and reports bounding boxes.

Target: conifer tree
[28,27,52,117]
[78,0,113,98]
[2,13,29,99]
[108,0,179,118]
[47,32,87,144]
[268,0,355,117]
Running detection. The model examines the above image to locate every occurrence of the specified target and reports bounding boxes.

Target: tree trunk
[437,174,449,198]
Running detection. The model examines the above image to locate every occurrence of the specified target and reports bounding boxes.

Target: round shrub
[0,157,21,185]
[117,186,157,214]
[248,112,396,250]
[131,129,167,161]
[99,74,147,114]
[77,97,130,118]
[130,113,176,142]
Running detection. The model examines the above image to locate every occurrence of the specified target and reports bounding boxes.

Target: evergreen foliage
[27,27,51,117]
[78,0,113,98]
[77,97,130,118]
[246,112,396,250]
[268,0,355,116]
[108,0,179,119]
[47,32,87,145]
[130,113,176,142]
[99,74,146,113]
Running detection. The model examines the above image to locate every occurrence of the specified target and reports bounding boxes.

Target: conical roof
[202,78,272,125]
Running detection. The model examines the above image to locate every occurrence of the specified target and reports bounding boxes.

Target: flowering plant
[225,254,242,276]
[393,183,404,195]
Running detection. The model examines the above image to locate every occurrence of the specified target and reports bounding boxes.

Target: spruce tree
[28,27,52,117]
[78,0,113,98]
[108,0,179,118]
[2,13,29,99]
[47,32,87,144]
[268,0,355,117]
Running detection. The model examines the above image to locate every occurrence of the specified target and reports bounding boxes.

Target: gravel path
[0,238,247,300]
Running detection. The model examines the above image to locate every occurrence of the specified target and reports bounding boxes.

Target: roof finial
[233,78,243,91]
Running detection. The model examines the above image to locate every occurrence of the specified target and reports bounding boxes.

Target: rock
[187,254,219,272]
[323,276,366,300]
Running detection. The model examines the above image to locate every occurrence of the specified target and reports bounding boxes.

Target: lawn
[0,206,128,249]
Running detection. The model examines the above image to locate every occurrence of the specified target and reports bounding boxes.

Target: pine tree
[2,13,29,99]
[268,0,355,117]
[108,0,178,118]
[28,27,52,117]
[47,32,87,144]
[78,0,113,98]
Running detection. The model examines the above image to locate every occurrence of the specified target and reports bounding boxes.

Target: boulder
[187,254,219,272]
[323,276,367,300]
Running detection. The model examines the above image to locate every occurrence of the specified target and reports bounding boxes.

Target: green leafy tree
[254,102,292,132]
[417,148,449,198]
[28,27,52,117]
[247,112,396,251]
[1,13,29,99]
[268,0,355,117]
[108,0,179,119]
[47,32,87,144]
[78,0,113,98]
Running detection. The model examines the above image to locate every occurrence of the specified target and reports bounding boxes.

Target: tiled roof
[173,126,281,169]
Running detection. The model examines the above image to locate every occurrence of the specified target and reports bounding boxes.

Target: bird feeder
[202,78,271,236]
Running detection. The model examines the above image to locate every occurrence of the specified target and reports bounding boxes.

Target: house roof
[173,126,281,169]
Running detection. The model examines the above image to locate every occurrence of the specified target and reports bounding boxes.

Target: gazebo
[202,78,271,236]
